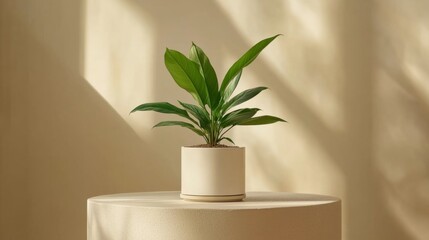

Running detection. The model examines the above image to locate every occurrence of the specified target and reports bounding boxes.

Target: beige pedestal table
[87,192,341,240]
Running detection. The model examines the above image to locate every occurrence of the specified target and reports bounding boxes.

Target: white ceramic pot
[180,146,245,202]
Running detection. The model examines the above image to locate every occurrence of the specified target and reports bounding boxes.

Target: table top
[88,191,340,210]
[88,192,341,240]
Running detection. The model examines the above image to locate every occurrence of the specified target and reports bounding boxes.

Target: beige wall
[1,0,428,239]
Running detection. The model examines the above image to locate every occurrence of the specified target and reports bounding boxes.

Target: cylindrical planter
[181,146,245,202]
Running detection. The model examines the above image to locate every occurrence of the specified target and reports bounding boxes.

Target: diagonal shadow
[1,3,176,239]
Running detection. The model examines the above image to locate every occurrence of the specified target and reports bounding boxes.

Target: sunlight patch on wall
[402,41,429,107]
[83,0,156,137]
[214,0,345,131]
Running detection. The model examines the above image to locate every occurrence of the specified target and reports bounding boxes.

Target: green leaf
[130,102,190,120]
[220,34,281,94]
[238,115,287,125]
[164,48,209,107]
[218,137,235,145]
[221,108,260,128]
[153,121,205,136]
[178,101,210,128]
[223,86,267,113]
[222,70,242,102]
[189,43,219,108]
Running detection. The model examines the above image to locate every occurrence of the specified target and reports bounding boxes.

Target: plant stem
[218,125,234,140]
[208,109,213,146]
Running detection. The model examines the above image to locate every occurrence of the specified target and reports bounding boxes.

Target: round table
[87,191,341,240]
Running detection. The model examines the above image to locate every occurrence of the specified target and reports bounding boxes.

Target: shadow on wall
[0,1,174,239]
[372,0,429,238]
[248,1,429,239]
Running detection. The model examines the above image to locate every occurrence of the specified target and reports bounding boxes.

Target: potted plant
[131,34,286,202]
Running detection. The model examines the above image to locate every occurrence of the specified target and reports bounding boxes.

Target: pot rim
[182,146,245,149]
